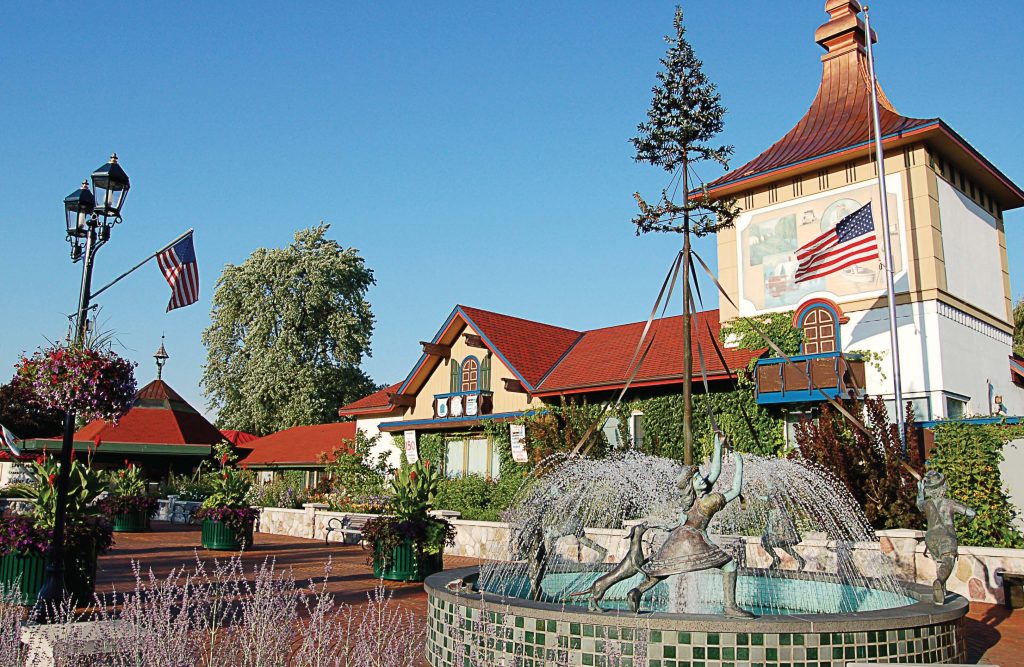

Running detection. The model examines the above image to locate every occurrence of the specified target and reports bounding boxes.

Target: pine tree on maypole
[632,6,739,465]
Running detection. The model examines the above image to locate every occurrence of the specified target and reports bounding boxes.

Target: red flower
[409,471,416,481]
[124,458,130,467]
[424,460,430,469]
[220,453,229,466]
[47,474,56,487]
[241,463,248,470]
[222,472,228,480]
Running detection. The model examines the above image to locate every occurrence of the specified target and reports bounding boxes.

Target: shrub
[928,421,1024,548]
[794,396,924,530]
[249,472,311,509]
[435,474,522,522]
[319,431,391,498]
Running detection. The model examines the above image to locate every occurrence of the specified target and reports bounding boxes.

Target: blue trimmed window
[461,357,479,392]
[798,305,839,354]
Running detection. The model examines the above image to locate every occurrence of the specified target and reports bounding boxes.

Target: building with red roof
[19,378,221,480]
[338,304,764,477]
[237,422,356,486]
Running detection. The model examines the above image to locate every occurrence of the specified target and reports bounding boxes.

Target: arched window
[461,357,479,392]
[800,306,837,354]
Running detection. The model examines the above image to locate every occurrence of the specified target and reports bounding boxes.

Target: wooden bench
[324,514,372,546]
[1003,571,1024,608]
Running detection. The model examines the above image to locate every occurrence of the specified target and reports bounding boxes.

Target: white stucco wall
[839,300,1023,419]
[355,415,401,468]
[937,178,1007,322]
[1003,438,1024,532]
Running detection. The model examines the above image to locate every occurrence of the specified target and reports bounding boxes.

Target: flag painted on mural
[0,423,22,457]
[794,202,880,283]
[157,233,200,311]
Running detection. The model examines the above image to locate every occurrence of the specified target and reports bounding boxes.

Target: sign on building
[404,430,418,464]
[510,423,528,463]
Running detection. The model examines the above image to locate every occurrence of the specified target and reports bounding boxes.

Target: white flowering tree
[201,224,377,435]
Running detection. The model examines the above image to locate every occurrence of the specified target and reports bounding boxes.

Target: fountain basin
[425,566,968,666]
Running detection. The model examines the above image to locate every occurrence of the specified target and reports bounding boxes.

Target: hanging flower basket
[15,342,137,424]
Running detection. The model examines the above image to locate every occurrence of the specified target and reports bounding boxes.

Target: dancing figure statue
[626,435,753,617]
[582,465,696,611]
[917,470,976,605]
[760,487,806,572]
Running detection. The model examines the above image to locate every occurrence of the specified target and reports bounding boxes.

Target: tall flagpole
[863,6,907,457]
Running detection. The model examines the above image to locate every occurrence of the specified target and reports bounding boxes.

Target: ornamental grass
[2,556,424,667]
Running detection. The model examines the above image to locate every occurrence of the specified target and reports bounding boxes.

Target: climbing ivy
[928,421,1024,548]
[719,311,802,357]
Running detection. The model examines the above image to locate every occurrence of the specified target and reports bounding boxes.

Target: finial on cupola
[154,335,169,381]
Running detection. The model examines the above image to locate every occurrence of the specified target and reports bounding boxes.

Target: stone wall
[249,505,1024,604]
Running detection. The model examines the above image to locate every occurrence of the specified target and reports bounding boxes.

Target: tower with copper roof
[709,1,1024,420]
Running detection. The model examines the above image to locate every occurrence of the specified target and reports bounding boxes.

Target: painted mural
[737,181,904,314]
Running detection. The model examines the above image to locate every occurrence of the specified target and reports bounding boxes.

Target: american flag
[157,233,200,311]
[1,423,22,457]
[794,202,880,283]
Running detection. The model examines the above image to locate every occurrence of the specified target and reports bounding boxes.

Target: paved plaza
[93,522,1020,666]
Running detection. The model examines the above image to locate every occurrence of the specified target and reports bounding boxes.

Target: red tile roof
[338,382,402,416]
[707,3,934,194]
[460,306,581,389]
[239,422,356,467]
[536,311,763,394]
[74,380,224,446]
[220,429,259,446]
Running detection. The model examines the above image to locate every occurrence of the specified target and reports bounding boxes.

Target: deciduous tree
[201,224,377,435]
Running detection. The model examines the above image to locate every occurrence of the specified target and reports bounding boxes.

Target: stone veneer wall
[250,507,1024,604]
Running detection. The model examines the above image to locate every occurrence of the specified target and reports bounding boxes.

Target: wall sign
[436,396,449,418]
[404,430,418,464]
[465,393,478,417]
[510,423,528,463]
[449,396,464,418]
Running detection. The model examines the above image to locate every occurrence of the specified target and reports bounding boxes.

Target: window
[944,394,968,419]
[461,357,479,392]
[800,306,837,354]
[444,436,501,478]
[602,416,623,448]
[630,412,645,449]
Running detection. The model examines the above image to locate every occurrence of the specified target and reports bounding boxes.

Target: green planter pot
[372,537,444,582]
[0,543,98,607]
[111,508,149,533]
[201,519,254,551]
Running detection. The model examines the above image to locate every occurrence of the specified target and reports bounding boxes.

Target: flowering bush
[15,342,137,425]
[362,459,453,568]
[0,514,113,558]
[248,472,311,509]
[98,494,158,518]
[328,494,391,514]
[108,461,146,497]
[193,505,260,534]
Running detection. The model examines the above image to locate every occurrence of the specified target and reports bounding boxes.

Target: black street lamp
[36,154,130,618]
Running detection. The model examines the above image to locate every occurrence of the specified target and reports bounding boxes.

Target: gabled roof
[705,1,1023,210]
[459,306,582,389]
[239,422,356,467]
[74,379,224,447]
[535,311,763,395]
[220,429,259,446]
[338,382,402,417]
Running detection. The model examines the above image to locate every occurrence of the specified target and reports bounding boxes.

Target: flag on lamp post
[794,203,880,283]
[157,233,200,311]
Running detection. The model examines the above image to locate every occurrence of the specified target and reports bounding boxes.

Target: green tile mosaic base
[426,570,968,667]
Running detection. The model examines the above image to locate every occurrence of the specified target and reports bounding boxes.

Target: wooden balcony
[754,352,866,405]
[432,390,494,419]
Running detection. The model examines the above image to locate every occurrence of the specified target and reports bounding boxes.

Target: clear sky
[1,2,1021,424]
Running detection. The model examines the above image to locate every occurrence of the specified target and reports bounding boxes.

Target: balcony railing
[433,390,494,419]
[754,352,866,405]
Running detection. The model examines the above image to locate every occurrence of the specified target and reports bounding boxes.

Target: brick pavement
[99,522,1022,665]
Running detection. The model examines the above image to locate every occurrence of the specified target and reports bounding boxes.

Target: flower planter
[201,518,254,551]
[372,537,444,582]
[111,508,149,533]
[0,543,97,607]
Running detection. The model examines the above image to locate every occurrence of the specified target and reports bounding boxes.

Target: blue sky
[1,2,1021,423]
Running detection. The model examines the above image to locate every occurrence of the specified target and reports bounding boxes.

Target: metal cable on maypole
[863,6,908,457]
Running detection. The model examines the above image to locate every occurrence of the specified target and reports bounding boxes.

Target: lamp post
[35,154,130,617]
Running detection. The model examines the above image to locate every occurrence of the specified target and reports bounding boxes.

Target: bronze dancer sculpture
[760,487,806,572]
[917,470,976,605]
[626,435,753,617]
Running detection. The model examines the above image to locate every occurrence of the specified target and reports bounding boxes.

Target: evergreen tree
[201,224,377,435]
[632,6,739,464]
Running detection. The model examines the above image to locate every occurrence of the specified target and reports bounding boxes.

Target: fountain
[424,443,969,666]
